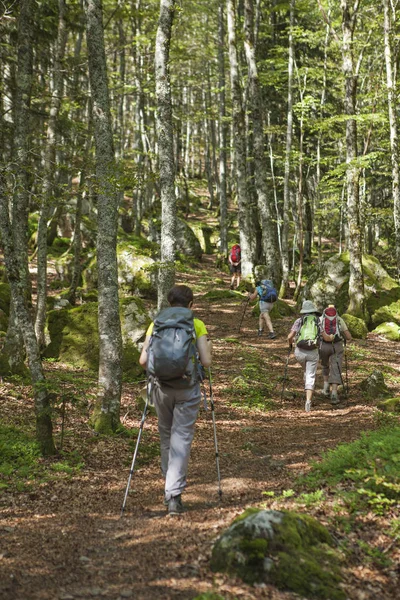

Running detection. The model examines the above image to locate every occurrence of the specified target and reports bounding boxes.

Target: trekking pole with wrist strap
[238,297,250,333]
[208,368,222,500]
[120,379,152,517]
[280,345,292,402]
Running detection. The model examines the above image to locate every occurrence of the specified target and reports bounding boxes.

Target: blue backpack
[257,279,278,303]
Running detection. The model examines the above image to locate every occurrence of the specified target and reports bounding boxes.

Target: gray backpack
[147,306,198,388]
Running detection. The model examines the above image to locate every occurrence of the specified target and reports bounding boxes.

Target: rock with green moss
[252,299,294,319]
[341,313,368,339]
[191,223,214,254]
[44,297,150,380]
[211,509,344,599]
[371,321,400,341]
[176,218,203,258]
[359,370,390,399]
[301,253,400,322]
[371,299,400,327]
[377,397,400,413]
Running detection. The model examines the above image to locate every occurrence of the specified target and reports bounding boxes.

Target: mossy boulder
[191,223,214,254]
[377,397,400,413]
[371,321,400,341]
[252,299,294,319]
[176,218,203,258]
[301,253,400,324]
[44,297,150,380]
[371,299,400,328]
[211,509,344,599]
[359,370,390,400]
[341,313,368,339]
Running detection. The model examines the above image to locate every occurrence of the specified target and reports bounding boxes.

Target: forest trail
[1,255,399,600]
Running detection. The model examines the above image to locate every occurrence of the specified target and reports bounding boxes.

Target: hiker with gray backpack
[248,279,278,338]
[287,300,321,412]
[139,285,212,516]
[319,305,352,405]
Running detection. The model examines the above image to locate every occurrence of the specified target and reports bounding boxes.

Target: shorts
[259,301,273,313]
[229,264,241,274]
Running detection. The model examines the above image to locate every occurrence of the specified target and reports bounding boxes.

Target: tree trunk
[86,0,123,432]
[155,0,176,309]
[0,0,55,456]
[341,0,365,318]
[227,0,256,278]
[218,1,228,256]
[383,0,400,281]
[244,0,281,287]
[35,0,67,348]
[280,0,294,297]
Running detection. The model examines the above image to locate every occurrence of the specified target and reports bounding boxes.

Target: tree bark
[155,0,176,309]
[244,0,281,286]
[0,0,55,456]
[218,1,228,257]
[227,0,256,278]
[383,0,400,281]
[86,0,123,432]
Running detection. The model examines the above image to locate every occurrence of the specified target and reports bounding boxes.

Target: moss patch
[371,322,400,341]
[0,283,11,316]
[377,397,400,413]
[341,313,368,339]
[211,509,344,599]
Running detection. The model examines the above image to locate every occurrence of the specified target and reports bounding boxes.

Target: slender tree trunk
[280,0,294,297]
[218,1,228,256]
[341,0,365,318]
[35,0,67,348]
[0,0,55,456]
[383,0,400,281]
[227,0,255,278]
[244,0,281,286]
[155,0,176,309]
[86,0,123,432]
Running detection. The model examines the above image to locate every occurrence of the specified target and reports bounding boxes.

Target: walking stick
[344,339,349,396]
[120,381,152,517]
[238,297,250,333]
[208,368,222,500]
[280,345,292,401]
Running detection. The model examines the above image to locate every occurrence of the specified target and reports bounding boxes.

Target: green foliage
[225,357,275,411]
[301,426,400,515]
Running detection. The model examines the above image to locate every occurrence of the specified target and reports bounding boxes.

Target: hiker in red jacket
[228,244,241,289]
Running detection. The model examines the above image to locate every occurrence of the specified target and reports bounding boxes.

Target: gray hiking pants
[319,341,344,385]
[294,347,319,390]
[153,382,201,501]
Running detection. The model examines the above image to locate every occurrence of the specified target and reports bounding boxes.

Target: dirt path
[1,256,399,600]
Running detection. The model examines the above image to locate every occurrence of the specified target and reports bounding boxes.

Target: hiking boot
[257,329,263,337]
[229,284,234,290]
[321,388,330,398]
[267,332,277,339]
[330,393,340,405]
[168,495,184,516]
[305,399,311,412]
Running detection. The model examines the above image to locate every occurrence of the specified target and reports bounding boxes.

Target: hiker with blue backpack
[248,279,278,338]
[139,285,212,516]
[287,300,321,412]
[319,305,352,405]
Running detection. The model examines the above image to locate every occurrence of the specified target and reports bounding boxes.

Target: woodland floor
[1,254,400,600]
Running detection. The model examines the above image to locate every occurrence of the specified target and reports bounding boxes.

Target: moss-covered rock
[371,321,400,341]
[44,297,150,380]
[191,223,214,254]
[211,509,344,599]
[377,397,400,413]
[252,299,294,319]
[176,218,203,258]
[371,299,400,327]
[359,370,390,399]
[341,313,368,339]
[301,253,400,324]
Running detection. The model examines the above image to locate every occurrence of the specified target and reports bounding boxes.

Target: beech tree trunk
[383,0,400,281]
[0,0,55,456]
[227,0,256,278]
[244,0,281,286]
[341,0,365,318]
[155,0,176,309]
[218,1,228,256]
[86,0,123,432]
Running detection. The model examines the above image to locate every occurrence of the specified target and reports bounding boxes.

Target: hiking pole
[120,381,152,518]
[280,345,292,402]
[238,297,250,333]
[344,340,349,398]
[208,367,222,500]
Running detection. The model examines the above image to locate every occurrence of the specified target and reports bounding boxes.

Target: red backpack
[321,306,341,342]
[230,244,241,263]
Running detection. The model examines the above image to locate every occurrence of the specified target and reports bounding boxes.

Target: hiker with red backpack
[248,279,278,338]
[287,300,321,412]
[228,243,241,289]
[319,305,352,405]
[139,285,212,516]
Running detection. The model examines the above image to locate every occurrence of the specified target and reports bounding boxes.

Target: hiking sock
[305,399,311,412]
